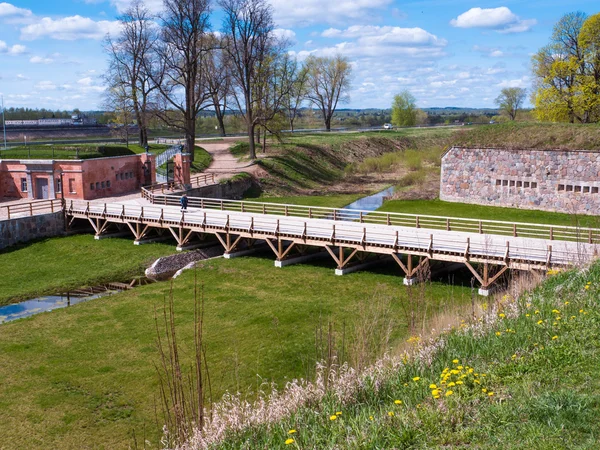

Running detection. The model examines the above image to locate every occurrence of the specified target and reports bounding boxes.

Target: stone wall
[0,211,65,250]
[181,176,255,200]
[440,147,600,215]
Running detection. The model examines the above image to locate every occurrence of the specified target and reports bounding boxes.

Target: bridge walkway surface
[65,194,600,295]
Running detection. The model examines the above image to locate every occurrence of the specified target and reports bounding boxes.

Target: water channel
[0,186,396,324]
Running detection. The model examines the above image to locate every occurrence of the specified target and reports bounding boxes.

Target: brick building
[0,153,155,201]
[440,147,600,215]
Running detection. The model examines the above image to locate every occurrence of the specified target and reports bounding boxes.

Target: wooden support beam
[341,248,360,268]
[409,257,430,278]
[464,261,485,286]
[391,253,409,276]
[281,242,297,260]
[324,245,341,267]
[488,265,509,286]
[265,238,279,257]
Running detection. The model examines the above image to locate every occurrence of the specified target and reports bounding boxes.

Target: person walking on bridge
[180,194,188,211]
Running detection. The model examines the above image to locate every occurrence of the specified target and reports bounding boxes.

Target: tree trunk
[325,116,331,131]
[290,117,294,133]
[262,128,266,154]
[185,115,196,161]
[216,113,226,137]
[248,123,256,160]
[257,126,261,144]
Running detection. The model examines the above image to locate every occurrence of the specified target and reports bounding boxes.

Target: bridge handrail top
[146,194,600,234]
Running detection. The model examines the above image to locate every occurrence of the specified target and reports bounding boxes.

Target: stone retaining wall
[440,147,600,215]
[182,176,255,200]
[0,211,65,250]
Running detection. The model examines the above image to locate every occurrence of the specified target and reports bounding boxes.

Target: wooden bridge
[65,189,600,295]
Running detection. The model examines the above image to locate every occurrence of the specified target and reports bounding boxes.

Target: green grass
[0,144,169,160]
[258,194,366,208]
[0,249,472,449]
[378,199,600,228]
[214,263,600,449]
[0,235,176,306]
[191,145,213,173]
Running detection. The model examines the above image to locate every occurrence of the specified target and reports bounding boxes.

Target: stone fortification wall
[440,147,600,215]
[0,211,65,250]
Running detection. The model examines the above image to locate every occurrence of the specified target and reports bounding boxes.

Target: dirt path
[199,138,262,181]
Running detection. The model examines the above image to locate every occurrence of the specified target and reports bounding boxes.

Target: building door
[36,178,49,199]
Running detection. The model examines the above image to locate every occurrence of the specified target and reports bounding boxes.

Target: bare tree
[105,0,158,147]
[282,54,308,132]
[151,0,212,159]
[305,54,352,131]
[220,0,278,160]
[105,85,136,148]
[202,33,231,137]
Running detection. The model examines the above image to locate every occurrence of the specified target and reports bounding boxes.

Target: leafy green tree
[391,90,417,126]
[495,87,526,120]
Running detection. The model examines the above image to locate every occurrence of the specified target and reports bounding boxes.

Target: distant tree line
[104,0,352,160]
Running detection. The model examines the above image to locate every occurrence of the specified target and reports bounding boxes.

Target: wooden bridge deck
[66,198,600,292]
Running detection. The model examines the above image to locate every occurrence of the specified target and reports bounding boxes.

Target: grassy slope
[216,264,600,449]
[0,254,472,449]
[191,145,213,173]
[453,122,600,150]
[379,199,600,228]
[0,144,169,160]
[258,194,364,208]
[0,235,176,306]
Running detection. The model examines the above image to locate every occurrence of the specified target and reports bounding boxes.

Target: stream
[339,186,395,218]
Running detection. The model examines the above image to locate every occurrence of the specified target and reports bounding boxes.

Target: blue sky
[0,0,598,111]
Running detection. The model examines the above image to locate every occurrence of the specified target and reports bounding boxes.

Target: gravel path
[201,138,262,181]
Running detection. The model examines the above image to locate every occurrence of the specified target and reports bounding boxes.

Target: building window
[90,183,95,190]
[558,184,565,191]
[574,185,582,193]
[129,171,133,179]
[95,182,100,190]
[69,178,76,193]
[20,178,27,192]
[583,186,590,193]
[531,182,537,189]
[120,173,124,180]
[107,180,111,188]
[116,173,119,180]
[56,178,62,193]
[524,181,530,188]
[101,181,105,189]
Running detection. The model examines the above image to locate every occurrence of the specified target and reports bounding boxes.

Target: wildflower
[552,309,560,314]
[431,389,440,396]
[512,354,517,359]
[474,379,481,384]
[526,314,530,317]
[451,369,459,375]
[496,331,502,336]
[571,315,576,320]
[535,310,540,314]
[537,320,543,325]
[452,359,459,364]
[585,285,590,290]
[580,309,584,313]
[445,390,454,397]
[447,382,456,387]
[488,392,494,397]
[482,388,487,393]
[412,377,420,382]
[552,335,558,340]
[429,384,437,389]
[456,381,464,385]
[433,395,440,399]
[288,430,297,434]
[403,383,408,386]
[499,313,505,318]
[388,411,395,417]
[369,416,374,421]
[394,400,402,405]
[564,301,569,305]
[457,366,464,370]
[336,411,342,416]
[468,368,474,373]
[481,374,487,377]
[285,438,295,445]
[330,415,337,421]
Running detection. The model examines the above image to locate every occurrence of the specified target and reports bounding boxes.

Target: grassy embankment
[0,235,176,306]
[191,145,213,173]
[0,242,473,449]
[213,263,600,449]
[0,144,169,160]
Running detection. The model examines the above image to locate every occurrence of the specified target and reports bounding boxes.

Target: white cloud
[35,81,57,90]
[269,0,392,27]
[105,0,164,13]
[273,28,297,45]
[0,2,33,23]
[0,40,27,55]
[497,76,529,88]
[20,15,122,41]
[77,77,94,86]
[450,7,536,33]
[30,55,54,64]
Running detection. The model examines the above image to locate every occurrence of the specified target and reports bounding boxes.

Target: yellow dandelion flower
[564,301,569,305]
[580,309,584,313]
[388,411,395,417]
[537,320,543,325]
[552,335,558,340]
[474,379,481,384]
[447,382,456,387]
[288,430,297,434]
[433,395,440,399]
[552,309,560,314]
[585,285,590,290]
[330,415,337,421]
[468,368,474,373]
[445,390,454,397]
[571,315,576,320]
[526,314,530,317]
[403,383,408,386]
[481,374,487,377]
[369,416,374,421]
[451,369,459,375]
[394,400,402,405]
[457,365,464,370]
[512,354,517,359]
[496,331,502,336]
[452,359,459,364]
[456,380,464,385]
[412,377,420,382]
[431,389,440,396]
[285,438,295,445]
[499,313,505,318]
[336,411,342,416]
[488,392,494,397]
[429,384,437,389]
[535,310,540,314]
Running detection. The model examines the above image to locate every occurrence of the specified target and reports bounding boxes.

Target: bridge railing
[141,194,600,244]
[65,200,594,267]
[1,198,64,220]
[142,173,216,199]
